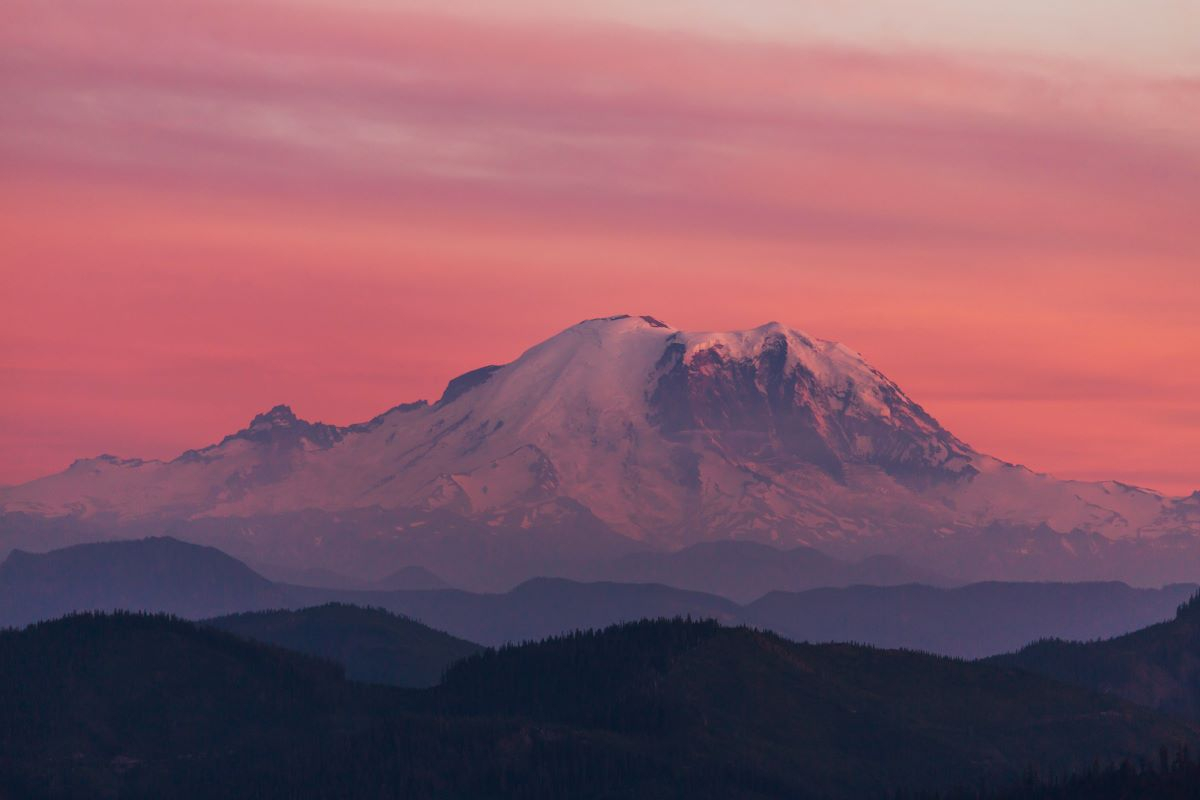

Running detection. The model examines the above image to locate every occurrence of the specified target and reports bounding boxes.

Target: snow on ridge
[461,313,679,435]
[675,321,902,418]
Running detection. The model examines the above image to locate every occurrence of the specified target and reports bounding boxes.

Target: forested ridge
[0,612,1196,799]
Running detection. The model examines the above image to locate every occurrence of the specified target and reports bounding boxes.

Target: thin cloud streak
[3,3,1197,258]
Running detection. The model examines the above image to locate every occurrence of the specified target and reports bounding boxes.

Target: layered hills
[2,537,1193,657]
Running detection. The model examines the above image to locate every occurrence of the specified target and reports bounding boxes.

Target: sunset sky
[2,0,1198,494]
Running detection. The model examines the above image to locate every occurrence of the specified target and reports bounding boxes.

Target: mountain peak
[249,404,299,429]
[65,453,150,471]
[3,317,1187,566]
[209,404,343,451]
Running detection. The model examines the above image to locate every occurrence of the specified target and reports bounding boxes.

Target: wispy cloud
[3,1,1197,253]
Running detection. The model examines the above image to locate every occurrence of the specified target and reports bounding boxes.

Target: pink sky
[2,0,1198,494]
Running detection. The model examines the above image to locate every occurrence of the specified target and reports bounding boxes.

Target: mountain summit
[2,316,1197,583]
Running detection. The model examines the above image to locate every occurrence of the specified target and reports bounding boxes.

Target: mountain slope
[0,536,288,627]
[992,592,1200,721]
[3,315,1197,585]
[1,613,1195,799]
[206,604,482,687]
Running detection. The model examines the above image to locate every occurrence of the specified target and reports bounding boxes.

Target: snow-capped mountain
[2,315,1197,584]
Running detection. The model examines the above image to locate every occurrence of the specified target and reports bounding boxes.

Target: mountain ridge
[2,537,1193,656]
[2,315,1196,584]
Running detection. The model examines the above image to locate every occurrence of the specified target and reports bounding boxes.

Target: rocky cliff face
[647,324,975,484]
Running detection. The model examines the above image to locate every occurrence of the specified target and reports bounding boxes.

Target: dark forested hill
[206,604,481,687]
[424,620,1198,798]
[992,591,1200,721]
[2,613,1194,799]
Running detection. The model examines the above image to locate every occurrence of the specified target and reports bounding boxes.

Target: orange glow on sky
[1,0,1198,494]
